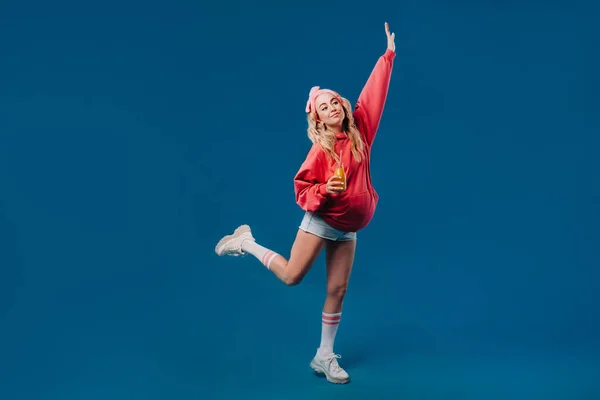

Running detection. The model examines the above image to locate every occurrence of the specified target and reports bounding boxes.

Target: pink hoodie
[294,49,396,232]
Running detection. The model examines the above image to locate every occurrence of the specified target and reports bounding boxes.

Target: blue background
[1,0,599,399]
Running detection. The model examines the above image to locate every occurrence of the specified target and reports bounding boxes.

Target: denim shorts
[299,212,357,242]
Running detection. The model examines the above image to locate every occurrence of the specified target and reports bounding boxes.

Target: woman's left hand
[385,22,395,52]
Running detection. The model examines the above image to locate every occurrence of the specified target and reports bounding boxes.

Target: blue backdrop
[1,1,598,399]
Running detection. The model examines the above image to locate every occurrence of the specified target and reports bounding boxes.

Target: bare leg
[317,239,356,356]
[323,239,356,313]
[308,238,356,384]
[310,239,355,384]
[215,224,326,286]
[263,229,326,286]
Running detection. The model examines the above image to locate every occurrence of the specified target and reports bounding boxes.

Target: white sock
[319,312,342,356]
[241,240,279,269]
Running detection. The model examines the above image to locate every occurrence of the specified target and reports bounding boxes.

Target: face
[315,93,345,129]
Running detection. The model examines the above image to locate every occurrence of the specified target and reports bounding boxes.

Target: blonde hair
[306,97,365,163]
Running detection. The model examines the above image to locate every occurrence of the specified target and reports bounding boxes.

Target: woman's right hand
[326,175,345,195]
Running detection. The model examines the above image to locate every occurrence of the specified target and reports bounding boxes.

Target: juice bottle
[334,150,346,191]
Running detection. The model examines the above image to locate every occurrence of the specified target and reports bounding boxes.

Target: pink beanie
[305,86,342,117]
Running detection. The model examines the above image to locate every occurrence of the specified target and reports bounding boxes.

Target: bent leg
[241,229,326,286]
[266,229,326,286]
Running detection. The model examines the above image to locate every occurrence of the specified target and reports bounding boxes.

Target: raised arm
[353,22,396,147]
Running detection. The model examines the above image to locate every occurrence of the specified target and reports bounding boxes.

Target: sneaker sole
[215,224,253,256]
[310,360,350,384]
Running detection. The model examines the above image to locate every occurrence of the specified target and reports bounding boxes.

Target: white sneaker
[310,350,350,384]
[215,224,255,257]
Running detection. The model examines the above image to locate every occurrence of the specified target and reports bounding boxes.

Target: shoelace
[323,353,344,374]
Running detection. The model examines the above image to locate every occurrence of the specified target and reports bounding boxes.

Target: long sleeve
[294,145,330,212]
[353,48,396,146]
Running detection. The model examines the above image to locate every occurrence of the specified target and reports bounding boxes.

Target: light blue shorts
[299,212,357,242]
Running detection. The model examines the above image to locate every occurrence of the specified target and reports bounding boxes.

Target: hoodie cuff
[319,184,329,197]
[384,48,396,60]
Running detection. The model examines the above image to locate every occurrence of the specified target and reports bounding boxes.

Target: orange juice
[334,165,346,191]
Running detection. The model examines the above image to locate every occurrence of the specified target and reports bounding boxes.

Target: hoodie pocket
[341,190,373,225]
[325,194,351,217]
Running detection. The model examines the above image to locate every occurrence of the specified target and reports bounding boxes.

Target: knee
[283,272,304,287]
[327,284,348,299]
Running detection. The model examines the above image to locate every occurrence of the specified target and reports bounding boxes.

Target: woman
[215,22,396,384]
